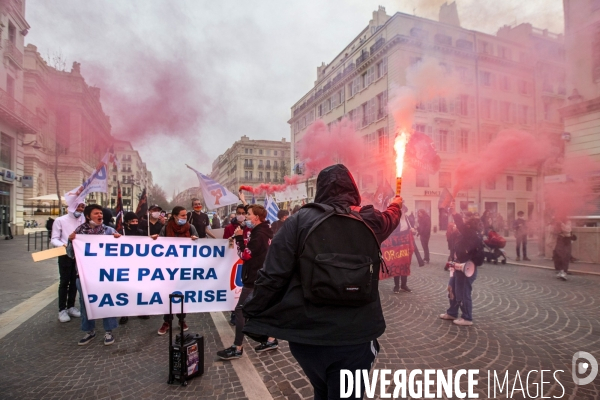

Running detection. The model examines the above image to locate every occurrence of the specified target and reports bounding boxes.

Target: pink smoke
[545,156,600,220]
[453,130,552,196]
[296,118,363,177]
[239,175,301,195]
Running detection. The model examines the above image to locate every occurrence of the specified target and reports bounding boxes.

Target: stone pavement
[1,236,600,399]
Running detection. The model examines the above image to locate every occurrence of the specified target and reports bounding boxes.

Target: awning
[28,194,65,201]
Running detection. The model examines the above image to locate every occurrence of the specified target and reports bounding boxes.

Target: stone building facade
[21,44,113,217]
[209,135,291,205]
[0,0,34,235]
[289,5,566,232]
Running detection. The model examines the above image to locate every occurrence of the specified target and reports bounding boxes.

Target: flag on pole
[115,181,124,234]
[264,195,280,224]
[186,164,239,210]
[101,145,120,170]
[64,163,108,212]
[136,188,147,219]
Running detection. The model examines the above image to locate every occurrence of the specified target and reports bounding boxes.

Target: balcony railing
[258,164,264,169]
[370,37,385,54]
[4,40,23,69]
[356,51,369,66]
[265,165,271,170]
[244,163,254,169]
[0,87,38,134]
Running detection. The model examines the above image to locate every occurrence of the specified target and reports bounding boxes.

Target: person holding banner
[187,198,216,239]
[51,202,85,323]
[216,204,274,360]
[155,206,199,335]
[141,204,166,237]
[68,204,122,346]
[117,212,147,325]
[440,204,485,327]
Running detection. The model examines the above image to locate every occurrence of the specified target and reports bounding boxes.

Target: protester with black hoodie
[242,164,401,399]
[118,212,145,236]
[118,212,147,324]
[216,204,274,360]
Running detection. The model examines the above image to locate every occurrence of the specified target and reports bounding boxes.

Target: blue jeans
[76,278,118,332]
[446,268,478,321]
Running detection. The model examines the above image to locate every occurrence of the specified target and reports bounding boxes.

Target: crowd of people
[49,164,579,398]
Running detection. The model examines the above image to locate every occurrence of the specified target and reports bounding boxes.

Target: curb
[429,252,600,277]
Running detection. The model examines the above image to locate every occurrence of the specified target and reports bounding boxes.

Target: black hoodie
[243,164,401,346]
[235,221,273,288]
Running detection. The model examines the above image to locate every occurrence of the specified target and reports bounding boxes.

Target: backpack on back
[299,204,382,307]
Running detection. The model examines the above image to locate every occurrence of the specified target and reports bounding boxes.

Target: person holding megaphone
[440,202,485,327]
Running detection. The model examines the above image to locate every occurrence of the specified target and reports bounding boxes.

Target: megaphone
[445,261,476,277]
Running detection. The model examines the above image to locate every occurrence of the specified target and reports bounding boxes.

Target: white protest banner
[73,236,243,319]
[275,185,307,202]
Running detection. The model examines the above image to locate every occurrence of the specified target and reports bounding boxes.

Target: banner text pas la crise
[73,236,242,319]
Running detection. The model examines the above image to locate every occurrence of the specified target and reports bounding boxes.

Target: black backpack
[298,203,383,307]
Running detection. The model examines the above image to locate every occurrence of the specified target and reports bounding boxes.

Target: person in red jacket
[223,204,250,239]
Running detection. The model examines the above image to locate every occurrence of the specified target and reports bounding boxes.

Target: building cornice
[560,97,600,118]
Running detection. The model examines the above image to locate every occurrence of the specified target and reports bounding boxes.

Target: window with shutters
[500,102,511,122]
[331,93,338,109]
[500,75,511,91]
[366,66,375,87]
[518,80,530,95]
[354,107,362,130]
[459,95,469,116]
[526,177,533,191]
[482,99,492,119]
[439,172,452,188]
[377,128,389,153]
[376,57,388,79]
[439,97,448,113]
[352,76,361,96]
[377,91,387,119]
[480,71,492,86]
[318,104,323,117]
[507,176,514,190]
[518,105,529,124]
[416,169,430,187]
[485,178,496,190]
[436,130,454,152]
[459,129,469,153]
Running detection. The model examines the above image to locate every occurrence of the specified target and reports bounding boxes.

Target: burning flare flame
[394,131,408,177]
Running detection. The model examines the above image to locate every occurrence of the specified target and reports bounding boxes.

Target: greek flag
[264,195,280,223]
[187,164,240,210]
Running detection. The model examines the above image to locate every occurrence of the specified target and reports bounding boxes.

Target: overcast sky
[26,0,564,198]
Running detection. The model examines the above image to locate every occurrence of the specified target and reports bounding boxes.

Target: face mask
[151,212,160,219]
[89,220,100,227]
[177,218,187,226]
[245,220,255,229]
[236,215,245,222]
[129,223,138,228]
[193,206,202,211]
[73,211,82,218]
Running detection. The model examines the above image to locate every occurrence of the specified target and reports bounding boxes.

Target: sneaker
[119,316,129,325]
[559,271,567,281]
[400,286,412,293]
[67,307,81,318]
[523,257,531,261]
[158,322,170,335]
[255,339,279,353]
[179,321,189,332]
[393,287,400,294]
[58,309,71,323]
[516,256,521,261]
[439,313,457,320]
[217,345,243,360]
[453,318,473,326]
[104,332,115,346]
[78,331,96,345]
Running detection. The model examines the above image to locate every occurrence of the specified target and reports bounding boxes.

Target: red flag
[135,188,147,219]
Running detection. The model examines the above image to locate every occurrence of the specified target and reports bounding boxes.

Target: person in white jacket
[50,202,85,323]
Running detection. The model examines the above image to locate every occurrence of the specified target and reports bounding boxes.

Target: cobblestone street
[1,236,599,399]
